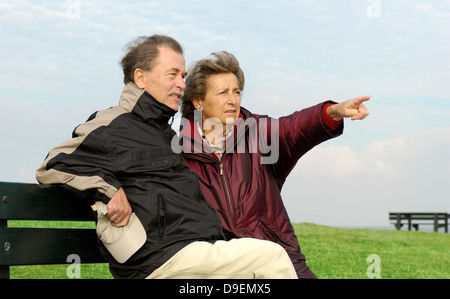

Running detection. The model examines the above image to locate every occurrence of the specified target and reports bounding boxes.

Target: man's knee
[237,239,297,279]
[248,239,287,256]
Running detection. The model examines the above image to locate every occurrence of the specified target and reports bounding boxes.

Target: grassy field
[8,222,450,279]
[294,223,450,279]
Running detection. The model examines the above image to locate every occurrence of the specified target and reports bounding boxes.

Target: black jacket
[36,83,224,278]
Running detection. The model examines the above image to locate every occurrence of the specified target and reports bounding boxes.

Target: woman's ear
[134,69,146,89]
[192,98,202,110]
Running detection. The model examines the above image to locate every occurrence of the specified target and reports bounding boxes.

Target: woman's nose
[228,93,239,105]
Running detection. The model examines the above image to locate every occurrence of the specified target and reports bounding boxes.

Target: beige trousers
[146,238,297,279]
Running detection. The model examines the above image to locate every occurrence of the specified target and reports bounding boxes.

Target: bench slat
[0,182,95,221]
[0,227,105,266]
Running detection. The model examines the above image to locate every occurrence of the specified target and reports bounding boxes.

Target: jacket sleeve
[263,101,344,188]
[36,120,121,204]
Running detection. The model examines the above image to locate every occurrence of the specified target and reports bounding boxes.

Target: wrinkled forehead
[153,46,186,72]
[206,73,240,91]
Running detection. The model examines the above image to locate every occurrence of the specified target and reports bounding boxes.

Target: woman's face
[193,73,241,133]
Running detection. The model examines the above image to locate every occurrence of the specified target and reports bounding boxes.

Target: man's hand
[107,187,132,227]
[326,95,371,121]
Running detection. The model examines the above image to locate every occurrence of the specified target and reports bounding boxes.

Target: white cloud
[292,146,364,177]
[415,3,450,18]
[282,127,450,226]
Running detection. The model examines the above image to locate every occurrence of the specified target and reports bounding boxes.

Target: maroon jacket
[180,101,343,278]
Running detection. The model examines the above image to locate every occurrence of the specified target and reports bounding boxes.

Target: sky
[1,0,449,228]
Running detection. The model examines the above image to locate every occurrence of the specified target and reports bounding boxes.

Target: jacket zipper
[219,161,245,238]
[183,153,243,237]
[182,119,253,239]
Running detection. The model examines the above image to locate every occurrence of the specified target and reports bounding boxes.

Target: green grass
[8,220,113,279]
[294,223,450,279]
[8,222,449,279]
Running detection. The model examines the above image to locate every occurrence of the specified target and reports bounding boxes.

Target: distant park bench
[389,212,449,233]
[0,181,106,279]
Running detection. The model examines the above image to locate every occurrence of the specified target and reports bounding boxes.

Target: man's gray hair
[120,35,183,84]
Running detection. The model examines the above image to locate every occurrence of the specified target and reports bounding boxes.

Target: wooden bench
[0,181,106,279]
[389,212,449,233]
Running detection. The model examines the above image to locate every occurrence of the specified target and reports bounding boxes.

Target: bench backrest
[389,212,450,220]
[0,182,105,279]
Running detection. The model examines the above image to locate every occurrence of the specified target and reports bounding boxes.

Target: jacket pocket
[117,151,180,174]
[259,217,298,252]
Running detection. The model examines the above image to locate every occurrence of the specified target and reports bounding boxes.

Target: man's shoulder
[89,106,129,124]
[74,106,129,137]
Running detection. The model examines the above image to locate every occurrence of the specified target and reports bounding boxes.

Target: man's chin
[164,98,180,112]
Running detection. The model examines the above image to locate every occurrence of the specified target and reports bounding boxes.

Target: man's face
[138,46,187,111]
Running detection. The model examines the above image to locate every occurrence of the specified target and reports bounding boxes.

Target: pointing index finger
[356,95,371,103]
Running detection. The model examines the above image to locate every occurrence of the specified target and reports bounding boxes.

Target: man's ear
[134,69,146,89]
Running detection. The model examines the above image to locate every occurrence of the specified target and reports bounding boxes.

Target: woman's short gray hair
[181,51,245,120]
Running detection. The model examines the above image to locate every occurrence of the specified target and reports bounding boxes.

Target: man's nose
[176,76,186,90]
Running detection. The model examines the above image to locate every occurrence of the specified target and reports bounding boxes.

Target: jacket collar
[119,82,176,124]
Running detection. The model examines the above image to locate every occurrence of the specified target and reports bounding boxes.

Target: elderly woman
[179,51,369,279]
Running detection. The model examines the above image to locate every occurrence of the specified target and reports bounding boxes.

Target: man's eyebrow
[167,68,181,73]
